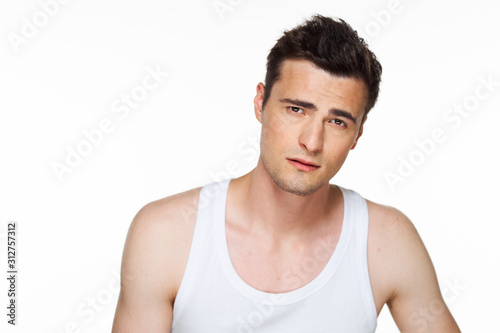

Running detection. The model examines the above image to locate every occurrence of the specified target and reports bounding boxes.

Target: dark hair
[263,14,382,118]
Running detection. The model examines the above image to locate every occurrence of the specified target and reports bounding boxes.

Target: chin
[285,187,320,197]
[271,174,325,197]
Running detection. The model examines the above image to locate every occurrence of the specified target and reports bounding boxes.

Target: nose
[298,119,324,153]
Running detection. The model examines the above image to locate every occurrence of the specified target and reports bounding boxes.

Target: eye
[331,119,346,127]
[288,106,304,114]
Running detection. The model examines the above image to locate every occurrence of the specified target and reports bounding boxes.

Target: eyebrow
[279,98,357,124]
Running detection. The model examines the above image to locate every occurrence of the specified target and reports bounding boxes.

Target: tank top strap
[171,179,230,327]
[338,186,377,329]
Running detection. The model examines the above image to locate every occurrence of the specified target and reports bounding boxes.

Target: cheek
[266,110,293,134]
[262,115,290,145]
[260,123,280,156]
[323,139,355,164]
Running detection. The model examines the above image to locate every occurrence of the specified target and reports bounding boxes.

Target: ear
[254,82,265,124]
[350,116,366,150]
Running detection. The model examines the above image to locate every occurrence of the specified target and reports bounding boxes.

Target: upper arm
[377,206,460,332]
[112,191,199,333]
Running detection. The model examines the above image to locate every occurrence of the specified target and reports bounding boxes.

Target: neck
[229,159,341,239]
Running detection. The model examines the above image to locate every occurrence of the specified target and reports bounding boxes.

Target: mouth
[287,158,320,171]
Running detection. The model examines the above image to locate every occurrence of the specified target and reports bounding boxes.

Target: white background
[1,0,499,332]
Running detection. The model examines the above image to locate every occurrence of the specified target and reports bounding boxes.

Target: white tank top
[171,178,377,332]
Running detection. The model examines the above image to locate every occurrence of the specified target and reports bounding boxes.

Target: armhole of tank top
[171,184,212,328]
[351,190,378,331]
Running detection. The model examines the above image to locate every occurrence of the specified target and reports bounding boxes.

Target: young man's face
[254,59,368,196]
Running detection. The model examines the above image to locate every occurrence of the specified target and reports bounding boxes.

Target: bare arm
[382,208,460,332]
[112,191,198,332]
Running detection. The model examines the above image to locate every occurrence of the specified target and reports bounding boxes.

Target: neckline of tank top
[212,177,354,306]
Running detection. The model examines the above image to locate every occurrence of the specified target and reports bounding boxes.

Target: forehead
[272,59,368,115]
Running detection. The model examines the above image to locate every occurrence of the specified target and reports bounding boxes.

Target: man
[112,14,460,332]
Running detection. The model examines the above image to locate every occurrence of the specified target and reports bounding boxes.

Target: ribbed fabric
[171,178,377,332]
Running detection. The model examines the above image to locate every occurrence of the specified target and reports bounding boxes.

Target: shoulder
[133,185,203,233]
[364,199,437,303]
[121,185,203,302]
[365,200,419,242]
[363,200,460,331]
[365,199,426,276]
[113,186,203,331]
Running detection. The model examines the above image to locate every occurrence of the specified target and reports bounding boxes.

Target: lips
[288,158,319,167]
[287,158,320,171]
